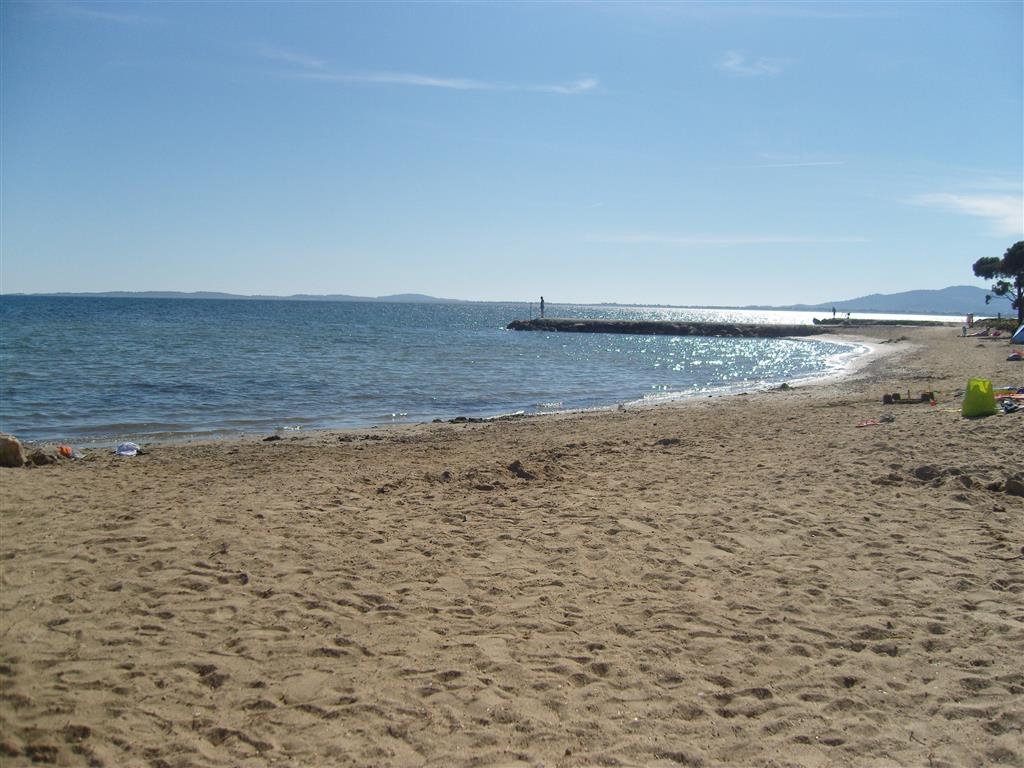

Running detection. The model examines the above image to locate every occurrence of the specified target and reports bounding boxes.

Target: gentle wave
[0,296,879,444]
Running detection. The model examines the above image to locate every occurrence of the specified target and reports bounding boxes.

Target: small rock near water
[0,435,26,468]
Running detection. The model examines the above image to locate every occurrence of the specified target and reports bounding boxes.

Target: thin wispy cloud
[908,192,1024,237]
[717,51,786,77]
[588,234,868,246]
[255,44,327,71]
[256,41,598,94]
[297,71,492,91]
[535,78,599,95]
[293,70,598,94]
[255,40,597,94]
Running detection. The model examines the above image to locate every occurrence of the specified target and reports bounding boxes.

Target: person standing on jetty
[540,296,545,318]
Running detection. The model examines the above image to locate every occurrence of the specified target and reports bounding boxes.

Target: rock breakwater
[506,318,831,338]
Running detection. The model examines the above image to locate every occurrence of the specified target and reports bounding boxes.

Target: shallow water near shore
[0,296,935,443]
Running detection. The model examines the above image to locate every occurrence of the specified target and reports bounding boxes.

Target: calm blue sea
[0,296,880,444]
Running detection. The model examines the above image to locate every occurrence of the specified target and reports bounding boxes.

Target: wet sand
[1,325,1022,767]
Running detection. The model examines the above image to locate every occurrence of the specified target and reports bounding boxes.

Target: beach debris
[0,434,26,467]
[114,442,147,457]
[655,437,682,446]
[857,413,894,427]
[882,391,934,405]
[263,435,282,442]
[26,448,61,466]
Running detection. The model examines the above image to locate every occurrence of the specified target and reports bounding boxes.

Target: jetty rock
[506,318,830,338]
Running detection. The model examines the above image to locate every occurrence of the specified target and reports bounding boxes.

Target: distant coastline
[0,291,462,304]
[0,284,996,316]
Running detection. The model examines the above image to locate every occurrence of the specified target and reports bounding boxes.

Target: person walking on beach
[540,296,545,319]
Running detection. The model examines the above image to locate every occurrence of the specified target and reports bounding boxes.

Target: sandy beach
[1,325,1022,768]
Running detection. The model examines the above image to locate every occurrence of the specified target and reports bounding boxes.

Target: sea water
[0,296,890,444]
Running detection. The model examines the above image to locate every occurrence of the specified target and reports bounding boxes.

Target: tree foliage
[973,241,1024,324]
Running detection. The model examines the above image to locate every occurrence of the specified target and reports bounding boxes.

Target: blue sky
[2,1,1021,305]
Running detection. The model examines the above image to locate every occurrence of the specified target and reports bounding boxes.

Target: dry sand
[1,325,1022,768]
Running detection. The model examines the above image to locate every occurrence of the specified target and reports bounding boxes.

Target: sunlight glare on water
[0,297,881,443]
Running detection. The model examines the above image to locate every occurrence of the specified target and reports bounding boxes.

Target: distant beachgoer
[832,306,836,318]
[540,296,545,318]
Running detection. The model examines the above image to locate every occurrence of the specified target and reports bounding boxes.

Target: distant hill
[4,286,1003,316]
[11,291,461,303]
[761,285,995,317]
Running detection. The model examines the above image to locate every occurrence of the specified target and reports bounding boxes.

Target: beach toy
[961,378,998,418]
[58,445,73,458]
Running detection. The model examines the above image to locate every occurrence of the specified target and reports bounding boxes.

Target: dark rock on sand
[1004,476,1024,497]
[508,460,536,480]
[913,466,942,483]
[913,465,942,482]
